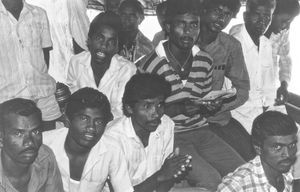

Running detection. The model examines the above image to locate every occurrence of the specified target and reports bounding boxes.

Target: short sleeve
[39,9,52,48]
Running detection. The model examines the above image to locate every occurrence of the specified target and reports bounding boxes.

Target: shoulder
[112,54,137,73]
[105,117,129,137]
[69,51,90,69]
[194,48,213,66]
[137,49,167,72]
[218,161,256,190]
[43,128,68,147]
[219,32,242,49]
[229,24,244,37]
[160,115,175,130]
[26,3,47,17]
[35,144,58,165]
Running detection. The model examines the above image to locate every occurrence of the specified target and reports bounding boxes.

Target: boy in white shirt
[106,73,192,192]
[43,87,133,192]
[66,11,136,118]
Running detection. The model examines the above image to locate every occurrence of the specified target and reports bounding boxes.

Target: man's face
[244,6,274,37]
[88,25,118,64]
[127,96,165,133]
[259,134,297,174]
[68,108,108,149]
[1,113,42,165]
[119,5,142,32]
[106,0,121,14]
[204,5,234,33]
[167,13,200,50]
[270,13,294,34]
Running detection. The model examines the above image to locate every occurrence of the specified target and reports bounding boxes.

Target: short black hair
[65,87,113,122]
[203,0,241,17]
[252,111,298,147]
[165,0,201,24]
[88,11,122,38]
[273,0,300,18]
[122,73,171,117]
[118,0,144,16]
[246,0,276,13]
[156,1,168,19]
[0,98,42,132]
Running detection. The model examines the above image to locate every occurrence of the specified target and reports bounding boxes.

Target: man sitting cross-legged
[106,73,192,192]
[217,111,298,192]
[0,98,64,192]
[43,87,134,192]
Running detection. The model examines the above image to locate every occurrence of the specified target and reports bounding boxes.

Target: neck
[1,150,31,178]
[261,157,284,187]
[120,29,139,46]
[167,41,192,63]
[91,58,111,70]
[65,134,91,156]
[131,118,150,148]
[264,27,273,38]
[199,23,219,48]
[1,0,22,8]
[245,25,260,46]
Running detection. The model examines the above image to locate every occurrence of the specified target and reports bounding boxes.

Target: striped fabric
[217,156,294,192]
[0,1,56,102]
[138,41,213,132]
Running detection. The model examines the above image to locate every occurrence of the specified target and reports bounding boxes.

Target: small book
[191,88,237,104]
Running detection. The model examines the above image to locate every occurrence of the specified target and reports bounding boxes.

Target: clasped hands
[158,147,192,182]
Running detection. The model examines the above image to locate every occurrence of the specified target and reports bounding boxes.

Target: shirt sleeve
[109,145,134,192]
[66,56,79,93]
[217,177,243,192]
[218,40,250,113]
[43,146,64,192]
[278,31,292,83]
[162,117,175,162]
[39,9,52,48]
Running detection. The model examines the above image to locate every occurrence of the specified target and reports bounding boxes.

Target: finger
[174,147,180,156]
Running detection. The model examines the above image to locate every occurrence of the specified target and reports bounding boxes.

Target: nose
[184,24,192,34]
[281,146,292,158]
[23,133,34,147]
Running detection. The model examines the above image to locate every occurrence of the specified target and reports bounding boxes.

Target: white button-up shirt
[105,115,174,186]
[229,24,278,132]
[66,51,136,118]
[26,0,90,83]
[0,1,56,102]
[43,128,134,192]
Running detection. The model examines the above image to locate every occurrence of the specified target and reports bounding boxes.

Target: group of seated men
[0,0,300,191]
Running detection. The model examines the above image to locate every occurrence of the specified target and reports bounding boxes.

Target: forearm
[165,102,184,117]
[215,89,249,114]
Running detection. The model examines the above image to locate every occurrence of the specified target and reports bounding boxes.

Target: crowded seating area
[0,0,300,191]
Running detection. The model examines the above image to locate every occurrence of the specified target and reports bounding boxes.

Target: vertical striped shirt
[138,41,213,132]
[0,1,56,102]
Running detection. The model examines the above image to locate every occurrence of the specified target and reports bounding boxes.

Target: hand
[275,81,289,105]
[203,98,223,114]
[158,148,192,182]
[182,99,202,117]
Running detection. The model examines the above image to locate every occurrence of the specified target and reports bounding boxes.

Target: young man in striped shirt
[137,0,245,190]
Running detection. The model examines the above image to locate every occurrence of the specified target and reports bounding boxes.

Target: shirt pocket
[18,20,42,48]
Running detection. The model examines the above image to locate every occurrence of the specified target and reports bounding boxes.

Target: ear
[124,104,133,116]
[165,23,171,34]
[86,37,92,50]
[0,131,4,148]
[253,144,262,155]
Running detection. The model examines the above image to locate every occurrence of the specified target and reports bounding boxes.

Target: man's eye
[289,143,297,149]
[95,120,105,127]
[15,131,22,137]
[80,116,88,121]
[191,23,198,28]
[32,129,41,135]
[274,145,282,151]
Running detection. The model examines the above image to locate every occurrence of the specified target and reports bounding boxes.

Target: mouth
[212,23,223,30]
[84,133,96,141]
[95,51,106,60]
[21,149,37,156]
[181,37,193,44]
[148,119,161,127]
